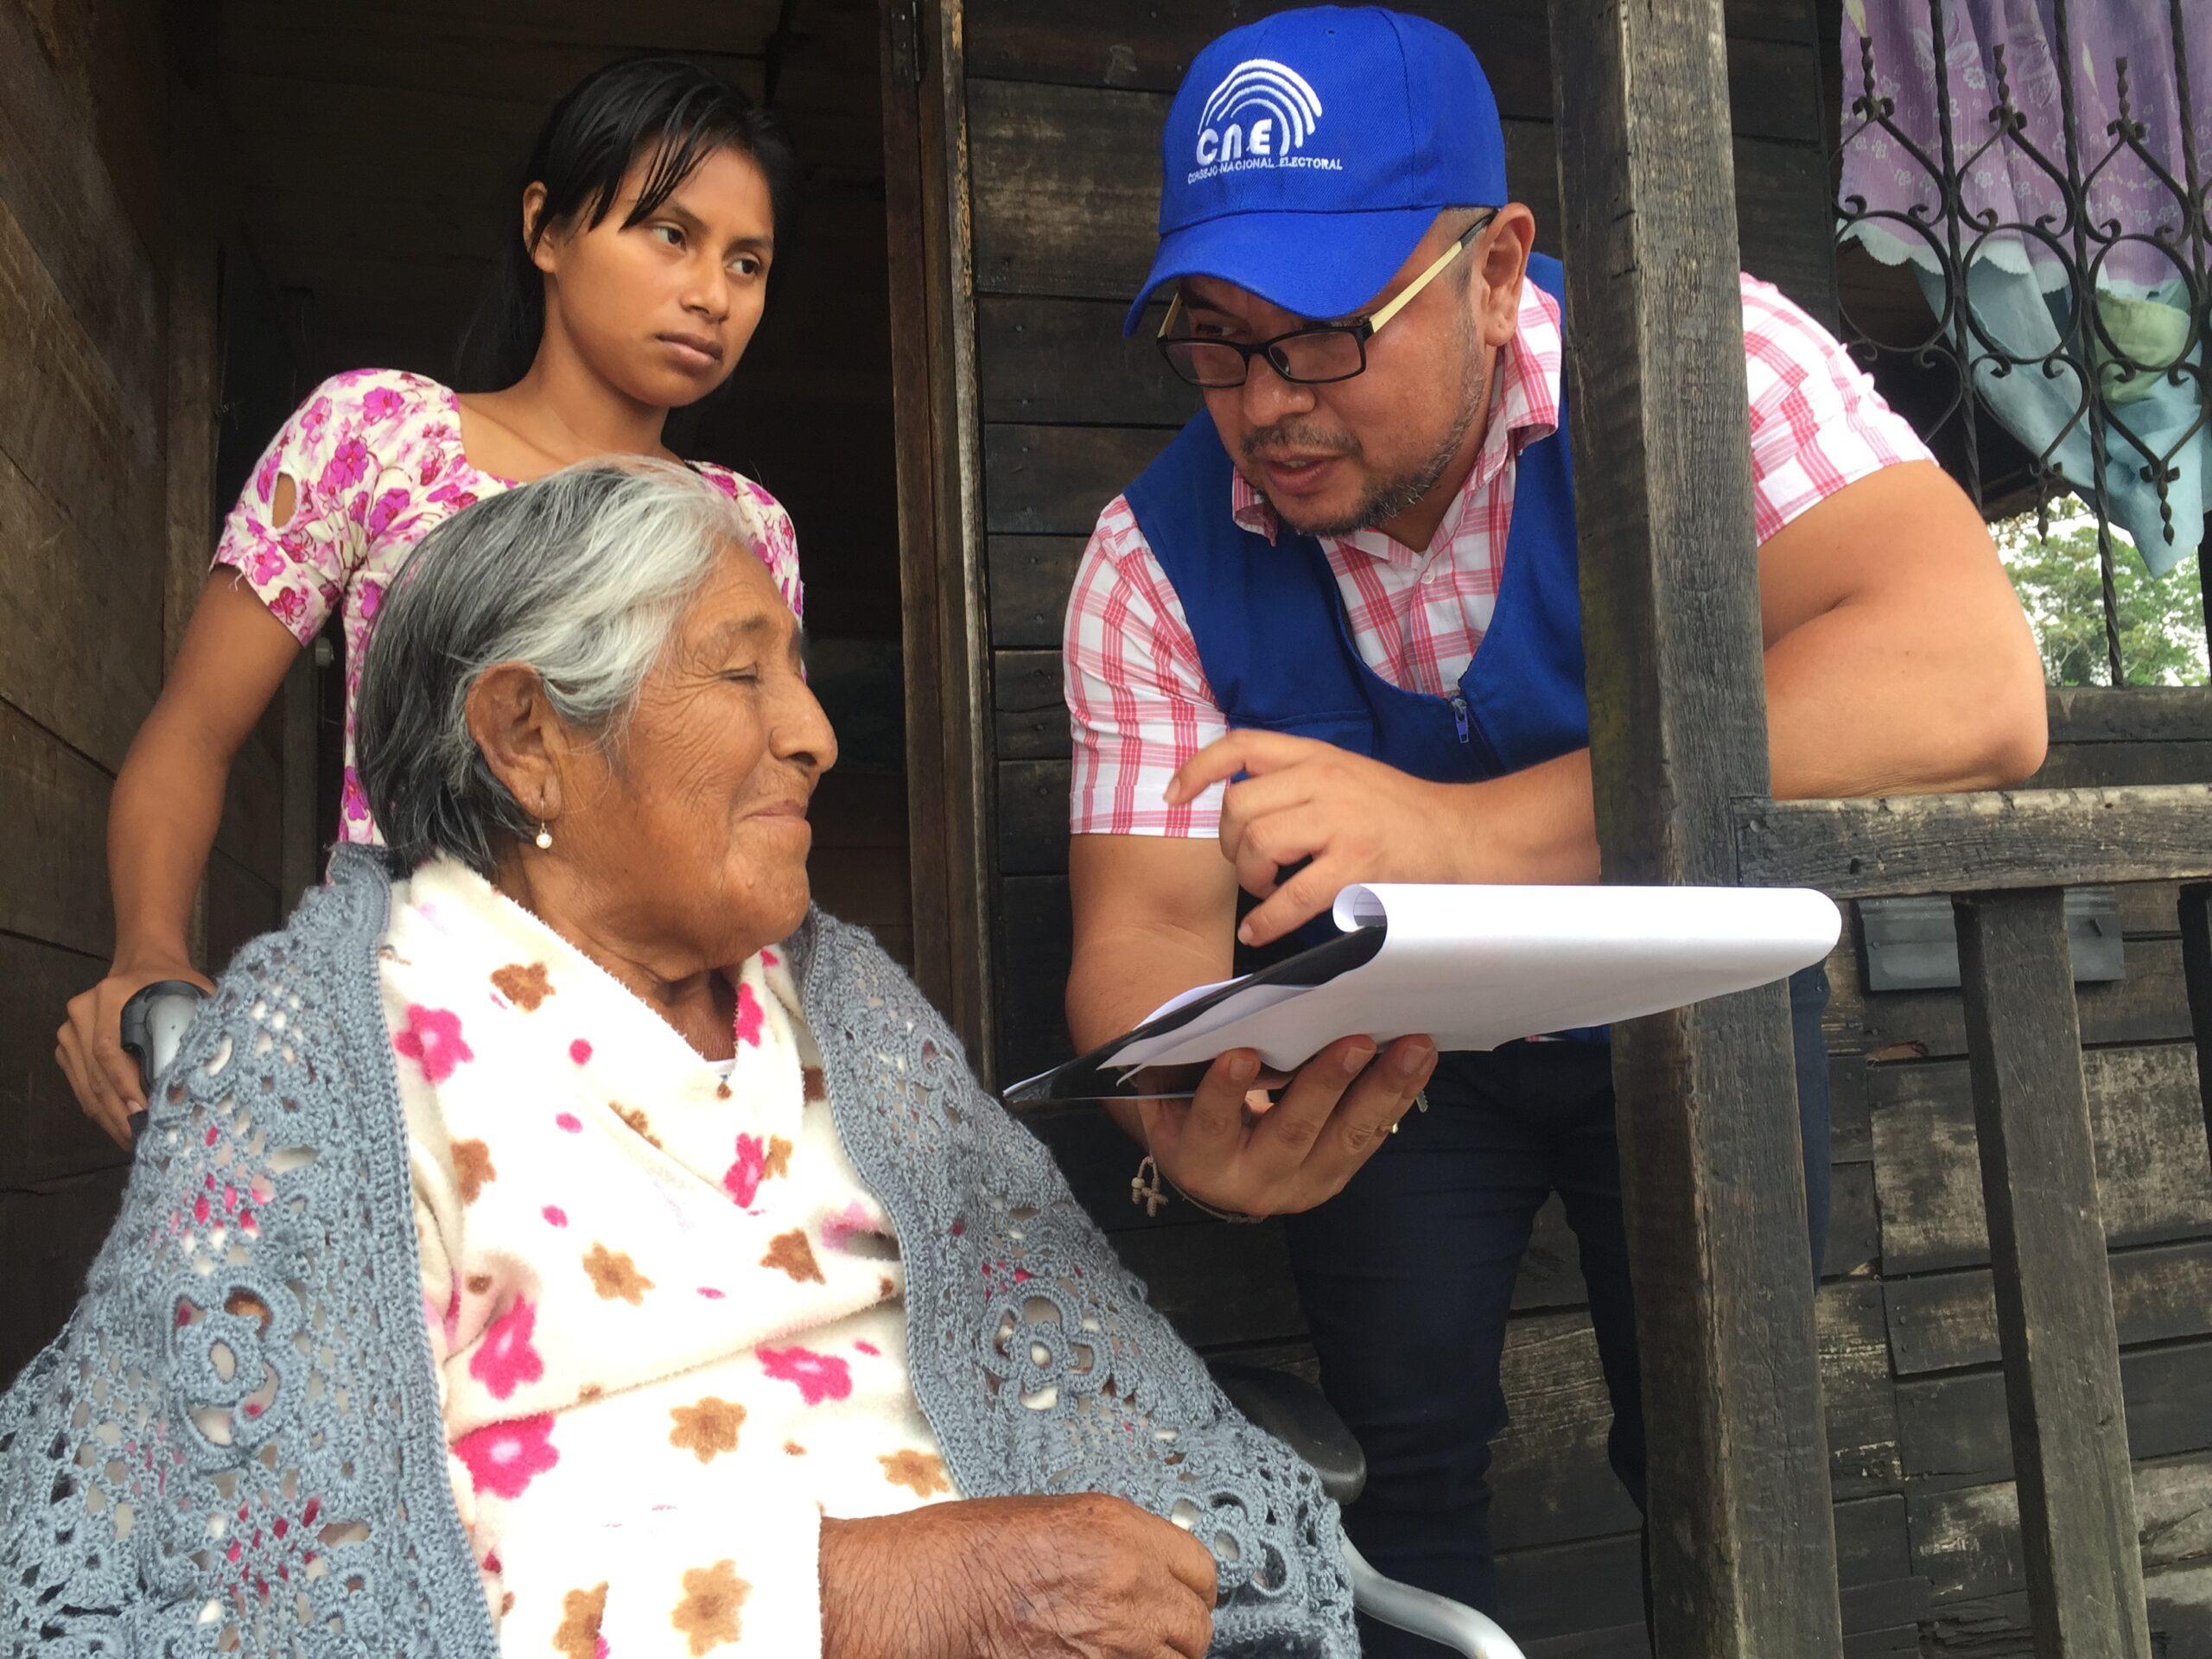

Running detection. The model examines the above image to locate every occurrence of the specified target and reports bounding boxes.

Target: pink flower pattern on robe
[392,1005,472,1083]
[723,1133,770,1206]
[468,1296,546,1401]
[819,1201,877,1253]
[734,982,766,1047]
[758,1345,853,1406]
[452,1413,560,1500]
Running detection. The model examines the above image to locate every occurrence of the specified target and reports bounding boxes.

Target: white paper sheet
[1101,882,1841,1072]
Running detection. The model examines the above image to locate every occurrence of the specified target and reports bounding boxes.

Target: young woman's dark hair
[457,55,798,390]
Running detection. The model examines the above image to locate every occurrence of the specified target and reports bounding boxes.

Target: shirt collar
[1228,274,1564,562]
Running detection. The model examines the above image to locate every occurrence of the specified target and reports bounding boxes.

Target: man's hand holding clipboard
[1021,874,1841,1216]
[1121,1034,1439,1220]
[1064,737,1443,1218]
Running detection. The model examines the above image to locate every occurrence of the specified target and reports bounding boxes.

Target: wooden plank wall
[961,3,2212,1652]
[0,0,302,1382]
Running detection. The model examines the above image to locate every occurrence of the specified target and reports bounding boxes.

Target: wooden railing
[1551,3,2212,1655]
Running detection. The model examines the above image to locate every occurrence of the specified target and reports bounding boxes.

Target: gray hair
[355,456,766,874]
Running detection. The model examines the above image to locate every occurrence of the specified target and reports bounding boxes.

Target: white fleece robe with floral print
[382,857,957,1658]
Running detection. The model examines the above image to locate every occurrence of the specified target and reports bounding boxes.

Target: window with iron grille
[1827,0,2209,687]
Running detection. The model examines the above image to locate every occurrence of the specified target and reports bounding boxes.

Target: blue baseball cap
[1123,6,1508,335]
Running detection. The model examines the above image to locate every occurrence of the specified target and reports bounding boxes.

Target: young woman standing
[57,57,803,1144]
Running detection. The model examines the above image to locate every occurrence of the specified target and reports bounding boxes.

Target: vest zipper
[1450,692,1471,744]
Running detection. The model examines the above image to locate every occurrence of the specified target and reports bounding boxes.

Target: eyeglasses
[1156,208,1497,390]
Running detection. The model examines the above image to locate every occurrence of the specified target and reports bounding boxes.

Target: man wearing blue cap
[1059,4,2049,1643]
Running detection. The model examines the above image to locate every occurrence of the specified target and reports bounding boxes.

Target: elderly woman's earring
[534,823,553,850]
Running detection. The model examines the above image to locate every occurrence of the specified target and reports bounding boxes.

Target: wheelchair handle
[119,980,210,1116]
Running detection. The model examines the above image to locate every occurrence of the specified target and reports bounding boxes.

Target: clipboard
[1005,880,1841,1105]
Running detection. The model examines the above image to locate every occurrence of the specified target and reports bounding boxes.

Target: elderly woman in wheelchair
[3,458,1522,1658]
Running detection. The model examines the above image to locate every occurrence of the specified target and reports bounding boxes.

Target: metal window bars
[1831,0,2209,685]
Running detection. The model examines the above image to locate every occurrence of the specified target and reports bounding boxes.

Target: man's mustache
[1241,424,1360,464]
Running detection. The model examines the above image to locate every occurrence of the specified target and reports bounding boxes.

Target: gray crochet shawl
[2,848,1352,1657]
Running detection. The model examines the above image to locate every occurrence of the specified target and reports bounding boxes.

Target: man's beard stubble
[1242,317,1492,541]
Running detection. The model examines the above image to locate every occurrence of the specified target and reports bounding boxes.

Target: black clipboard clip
[1003,922,1385,1106]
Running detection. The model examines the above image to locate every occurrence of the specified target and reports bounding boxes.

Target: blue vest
[1124,255,1604,1039]
[1123,254,1586,796]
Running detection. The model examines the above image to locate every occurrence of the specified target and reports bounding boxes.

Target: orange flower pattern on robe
[582,1243,653,1305]
[451,1138,496,1203]
[669,1396,747,1465]
[879,1450,952,1499]
[672,1560,749,1655]
[760,1230,825,1285]
[492,961,553,1011]
[613,1103,664,1148]
[552,1583,607,1659]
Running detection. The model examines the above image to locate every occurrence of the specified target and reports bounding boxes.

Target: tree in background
[1995,505,2209,686]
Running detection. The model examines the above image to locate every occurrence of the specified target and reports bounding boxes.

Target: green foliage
[1994,508,2208,686]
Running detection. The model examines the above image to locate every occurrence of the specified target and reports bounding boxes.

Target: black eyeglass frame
[1154,208,1498,390]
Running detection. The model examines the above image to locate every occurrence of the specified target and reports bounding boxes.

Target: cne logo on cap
[1189,58,1340,183]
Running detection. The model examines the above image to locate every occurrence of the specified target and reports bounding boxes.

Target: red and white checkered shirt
[1064,272,1932,837]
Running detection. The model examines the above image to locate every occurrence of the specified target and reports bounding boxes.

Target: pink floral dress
[385,857,956,1656]
[213,369,805,844]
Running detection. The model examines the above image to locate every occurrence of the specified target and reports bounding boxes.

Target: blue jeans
[1283,968,1831,1652]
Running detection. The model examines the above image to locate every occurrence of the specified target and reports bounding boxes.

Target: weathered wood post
[2190,511,2212,1170]
[1546,2,1841,1653]
[1955,891,2152,1658]
[2184,882,2212,1181]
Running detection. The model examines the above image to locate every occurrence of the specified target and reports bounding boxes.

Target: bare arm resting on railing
[1160,458,2050,947]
